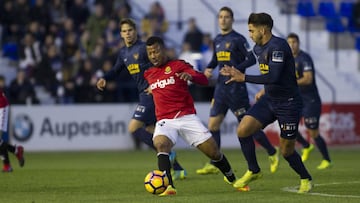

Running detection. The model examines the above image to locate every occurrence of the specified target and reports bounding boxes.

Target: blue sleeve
[234,51,256,72]
[104,53,125,80]
[234,38,256,72]
[245,60,283,84]
[206,41,218,69]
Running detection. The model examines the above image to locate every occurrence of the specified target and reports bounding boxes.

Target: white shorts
[153,114,212,147]
[0,105,9,132]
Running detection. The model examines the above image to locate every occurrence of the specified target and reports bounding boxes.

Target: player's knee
[280,143,295,157]
[237,124,251,138]
[153,136,172,152]
[308,129,319,138]
[128,126,138,134]
[208,123,220,132]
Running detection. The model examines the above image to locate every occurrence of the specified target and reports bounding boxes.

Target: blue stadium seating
[356,36,360,51]
[297,0,316,17]
[2,43,18,61]
[318,1,338,18]
[325,17,346,32]
[339,1,354,18]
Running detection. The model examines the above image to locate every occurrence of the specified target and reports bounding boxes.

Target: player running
[96,19,186,179]
[221,13,313,193]
[197,6,279,176]
[287,33,332,170]
[144,36,237,196]
[0,85,25,172]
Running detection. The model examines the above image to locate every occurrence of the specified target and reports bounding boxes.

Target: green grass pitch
[1,147,360,203]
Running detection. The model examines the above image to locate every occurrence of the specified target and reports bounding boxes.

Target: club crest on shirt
[133,53,139,60]
[225,42,231,49]
[164,66,172,74]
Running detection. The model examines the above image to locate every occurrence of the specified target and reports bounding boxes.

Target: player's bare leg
[196,137,236,184]
[196,114,224,175]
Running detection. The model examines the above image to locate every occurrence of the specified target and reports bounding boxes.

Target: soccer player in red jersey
[144,36,237,196]
[0,86,25,172]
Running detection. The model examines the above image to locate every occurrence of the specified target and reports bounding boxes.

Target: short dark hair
[146,36,165,48]
[219,6,234,19]
[248,13,273,29]
[287,32,300,42]
[120,18,137,30]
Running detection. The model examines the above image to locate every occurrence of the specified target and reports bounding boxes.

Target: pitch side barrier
[9,103,360,151]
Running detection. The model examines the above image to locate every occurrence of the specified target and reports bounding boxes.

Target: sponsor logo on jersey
[259,63,269,74]
[150,76,175,89]
[272,51,284,62]
[216,51,231,61]
[127,64,140,74]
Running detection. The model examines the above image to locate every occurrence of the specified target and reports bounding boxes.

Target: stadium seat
[339,1,354,18]
[296,0,316,17]
[2,42,19,61]
[347,18,360,33]
[318,1,337,18]
[356,36,360,51]
[325,17,346,33]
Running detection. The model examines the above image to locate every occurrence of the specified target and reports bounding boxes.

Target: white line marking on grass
[282,181,360,198]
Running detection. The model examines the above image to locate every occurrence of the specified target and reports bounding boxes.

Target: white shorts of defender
[153,114,212,147]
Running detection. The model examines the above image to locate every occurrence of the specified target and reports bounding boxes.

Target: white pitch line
[282,181,360,198]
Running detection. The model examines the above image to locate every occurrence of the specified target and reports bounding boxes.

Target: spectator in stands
[56,67,76,104]
[112,1,132,22]
[61,32,80,63]
[74,58,97,103]
[200,33,217,86]
[27,21,45,43]
[57,17,77,46]
[94,0,114,18]
[67,0,90,33]
[8,69,39,105]
[183,17,204,53]
[35,44,61,96]
[49,0,66,25]
[89,43,106,72]
[93,59,118,103]
[13,0,30,29]
[353,0,360,29]
[29,0,51,32]
[179,42,198,69]
[141,1,168,39]
[0,1,22,44]
[104,18,121,55]
[18,33,42,76]
[85,3,109,54]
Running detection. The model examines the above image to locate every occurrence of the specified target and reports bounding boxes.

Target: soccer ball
[144,170,169,194]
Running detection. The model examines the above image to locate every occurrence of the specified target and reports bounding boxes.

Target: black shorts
[247,95,302,140]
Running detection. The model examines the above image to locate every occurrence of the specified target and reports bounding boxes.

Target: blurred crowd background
[0,0,215,105]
